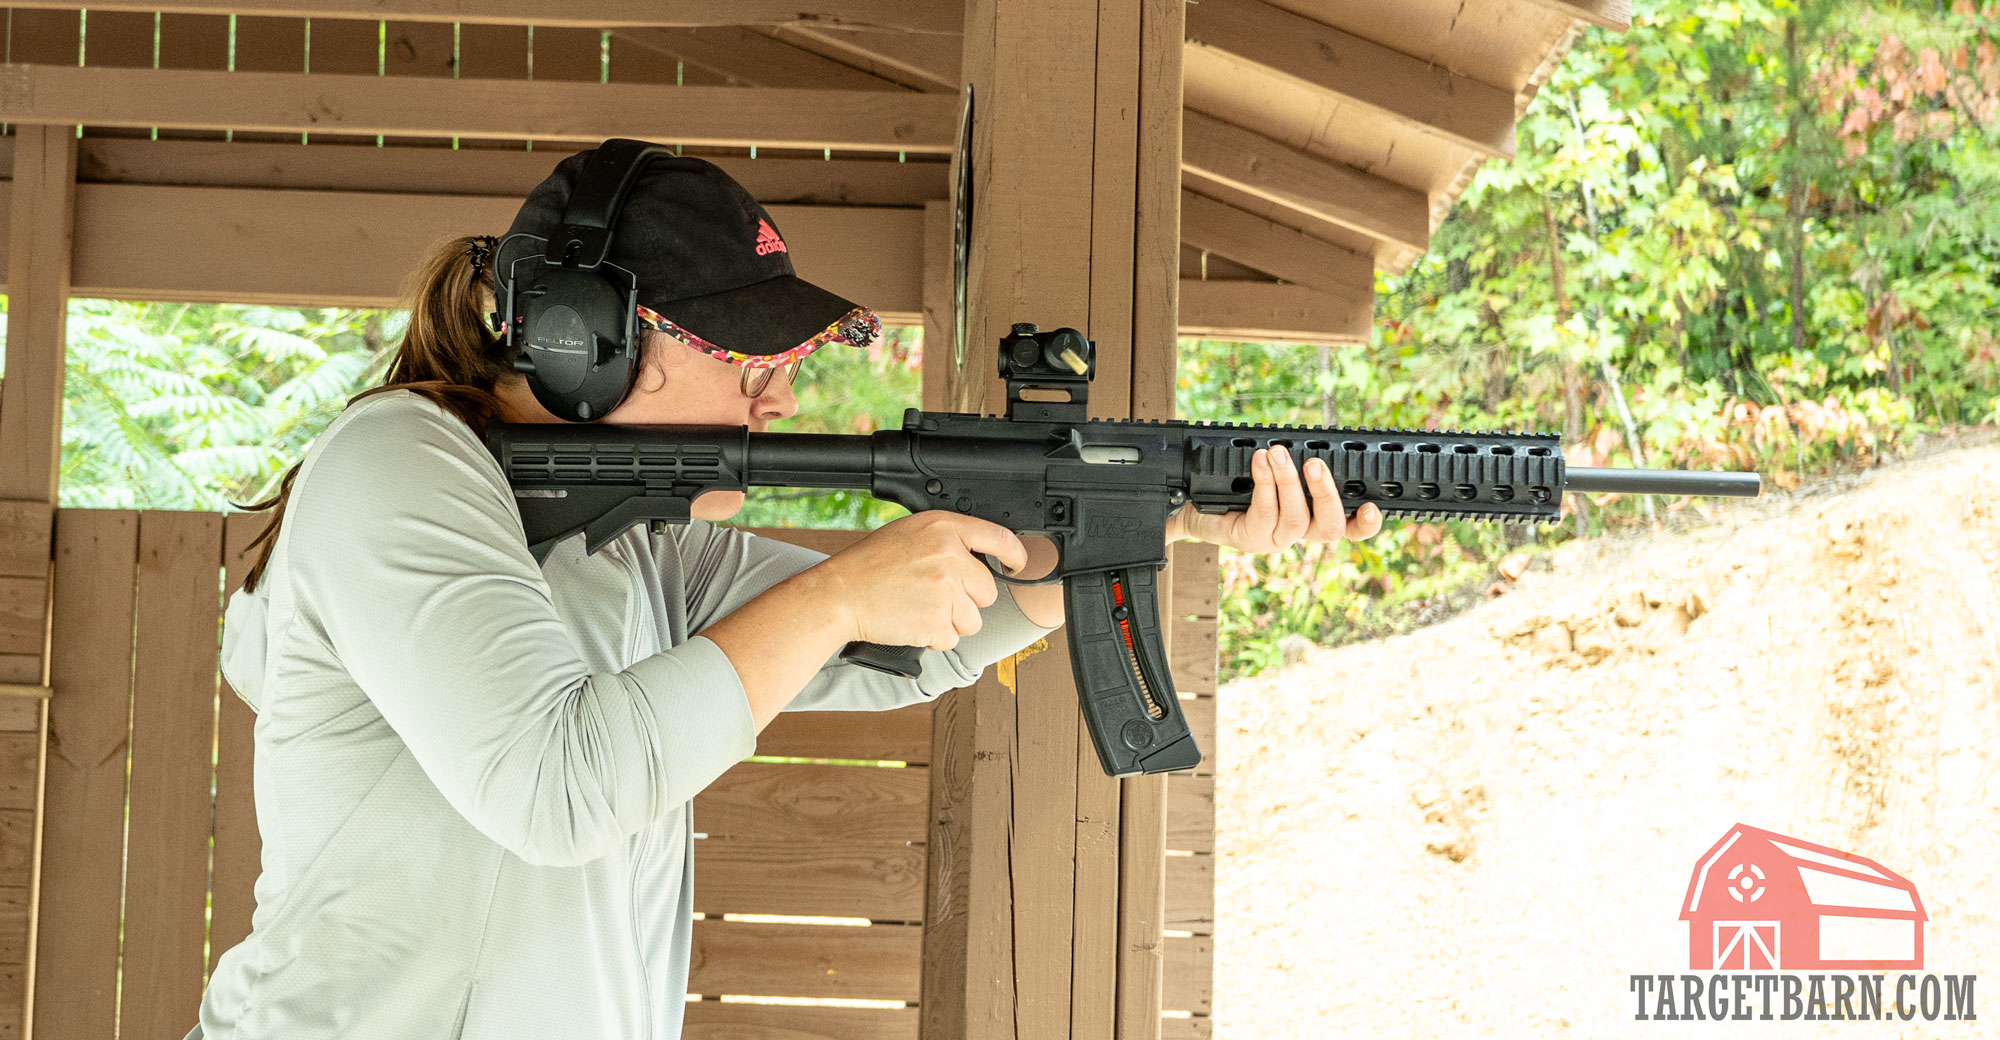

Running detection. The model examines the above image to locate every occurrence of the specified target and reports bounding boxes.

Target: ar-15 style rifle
[487,323,1761,778]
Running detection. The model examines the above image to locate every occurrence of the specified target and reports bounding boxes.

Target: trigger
[978,550,1065,587]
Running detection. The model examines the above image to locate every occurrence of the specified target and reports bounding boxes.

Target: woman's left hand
[1166,446,1385,551]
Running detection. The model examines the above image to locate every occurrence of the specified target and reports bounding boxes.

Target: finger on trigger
[959,516,1030,576]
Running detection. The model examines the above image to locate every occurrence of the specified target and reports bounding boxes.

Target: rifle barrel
[1564,467,1761,498]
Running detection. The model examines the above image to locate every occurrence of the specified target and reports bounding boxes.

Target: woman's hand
[812,511,1029,651]
[1167,446,1384,552]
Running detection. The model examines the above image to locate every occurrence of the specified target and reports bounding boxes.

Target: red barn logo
[1681,823,1926,971]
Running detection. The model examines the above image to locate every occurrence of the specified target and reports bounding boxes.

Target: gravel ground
[1214,435,2000,1039]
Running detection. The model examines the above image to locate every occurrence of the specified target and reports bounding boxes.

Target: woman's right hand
[810,511,1030,651]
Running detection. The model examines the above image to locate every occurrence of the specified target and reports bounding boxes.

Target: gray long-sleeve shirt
[190,389,1055,1040]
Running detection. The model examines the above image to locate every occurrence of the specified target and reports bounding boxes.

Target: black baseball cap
[496,146,879,360]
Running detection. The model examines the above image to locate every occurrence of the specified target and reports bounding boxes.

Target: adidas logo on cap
[754,219,788,256]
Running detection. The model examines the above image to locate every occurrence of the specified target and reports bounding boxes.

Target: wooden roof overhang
[0,0,1623,344]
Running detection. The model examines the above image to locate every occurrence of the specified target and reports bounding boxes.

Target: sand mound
[1215,435,2000,1038]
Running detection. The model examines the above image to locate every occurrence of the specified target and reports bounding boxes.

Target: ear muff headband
[501,138,678,422]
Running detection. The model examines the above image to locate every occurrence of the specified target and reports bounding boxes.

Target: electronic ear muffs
[497,138,678,422]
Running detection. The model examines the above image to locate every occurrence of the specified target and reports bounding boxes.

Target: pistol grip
[841,641,926,679]
[1064,567,1202,777]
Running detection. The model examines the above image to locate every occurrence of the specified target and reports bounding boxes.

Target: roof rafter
[767,26,963,92]
[1180,110,1429,256]
[0,64,958,153]
[609,27,908,91]
[0,0,961,32]
[1179,191,1375,305]
[1184,0,1519,159]
[1514,0,1634,32]
[1177,280,1372,345]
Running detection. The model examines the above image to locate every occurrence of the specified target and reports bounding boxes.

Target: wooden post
[0,122,76,1040]
[921,1,1183,1038]
[0,125,79,505]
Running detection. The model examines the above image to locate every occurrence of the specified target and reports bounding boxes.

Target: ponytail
[238,235,513,594]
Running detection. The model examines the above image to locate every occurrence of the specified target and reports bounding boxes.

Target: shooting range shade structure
[1564,468,1763,498]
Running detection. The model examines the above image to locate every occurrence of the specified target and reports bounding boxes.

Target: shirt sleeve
[672,521,1060,712]
[284,393,757,868]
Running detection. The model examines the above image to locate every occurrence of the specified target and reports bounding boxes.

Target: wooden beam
[770,26,963,92]
[48,184,924,318]
[0,64,959,153]
[0,126,78,505]
[610,27,907,91]
[3,1,963,32]
[1177,280,1373,344]
[68,138,949,205]
[1179,191,1375,306]
[1515,0,1633,32]
[1182,0,1518,158]
[1180,110,1429,255]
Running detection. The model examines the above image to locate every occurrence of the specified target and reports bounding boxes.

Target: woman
[188,146,1382,1040]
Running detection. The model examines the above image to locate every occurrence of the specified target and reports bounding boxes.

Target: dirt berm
[1215,436,2000,1039]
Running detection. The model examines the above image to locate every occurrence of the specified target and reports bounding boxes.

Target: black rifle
[487,324,1761,777]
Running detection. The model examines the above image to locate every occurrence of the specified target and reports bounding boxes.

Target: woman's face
[497,330,802,521]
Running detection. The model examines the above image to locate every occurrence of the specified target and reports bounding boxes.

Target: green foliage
[55,299,401,510]
[1187,0,2000,680]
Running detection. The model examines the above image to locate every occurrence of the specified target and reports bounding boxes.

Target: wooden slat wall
[31,517,947,1038]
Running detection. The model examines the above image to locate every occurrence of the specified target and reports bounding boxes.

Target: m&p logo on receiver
[1681,822,1925,971]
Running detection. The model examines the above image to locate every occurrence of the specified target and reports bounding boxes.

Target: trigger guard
[977,550,1067,587]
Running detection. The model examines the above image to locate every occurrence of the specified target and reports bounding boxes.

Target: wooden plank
[4,9,78,64]
[73,137,950,204]
[1516,0,1634,32]
[0,64,961,152]
[1181,109,1429,255]
[1183,0,1517,159]
[6,1,965,32]
[0,661,35,687]
[1160,934,1211,1015]
[757,703,932,764]
[769,26,961,92]
[740,526,866,557]
[0,735,32,813]
[0,812,30,885]
[0,688,45,702]
[526,24,602,83]
[684,1003,918,1040]
[919,199,952,412]
[1167,610,1216,697]
[1180,696,1213,776]
[1179,190,1375,304]
[0,503,51,579]
[1176,280,1373,345]
[383,18,458,149]
[0,581,44,657]
[120,509,224,1040]
[0,700,39,732]
[1073,0,1141,1029]
[0,884,26,963]
[35,510,138,1040]
[693,839,924,921]
[229,14,310,144]
[0,124,77,504]
[1012,608,1078,1040]
[1159,1013,1212,1040]
[1164,774,1212,853]
[694,762,928,843]
[1128,0,1185,423]
[689,920,921,1001]
[1163,854,1212,935]
[210,511,271,966]
[614,27,899,91]
[80,9,157,68]
[683,1002,918,1040]
[1168,542,1218,620]
[65,184,926,317]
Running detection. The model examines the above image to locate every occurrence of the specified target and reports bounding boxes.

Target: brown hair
[237,235,518,593]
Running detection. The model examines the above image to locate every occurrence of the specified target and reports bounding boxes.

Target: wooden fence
[21,506,1217,1040]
